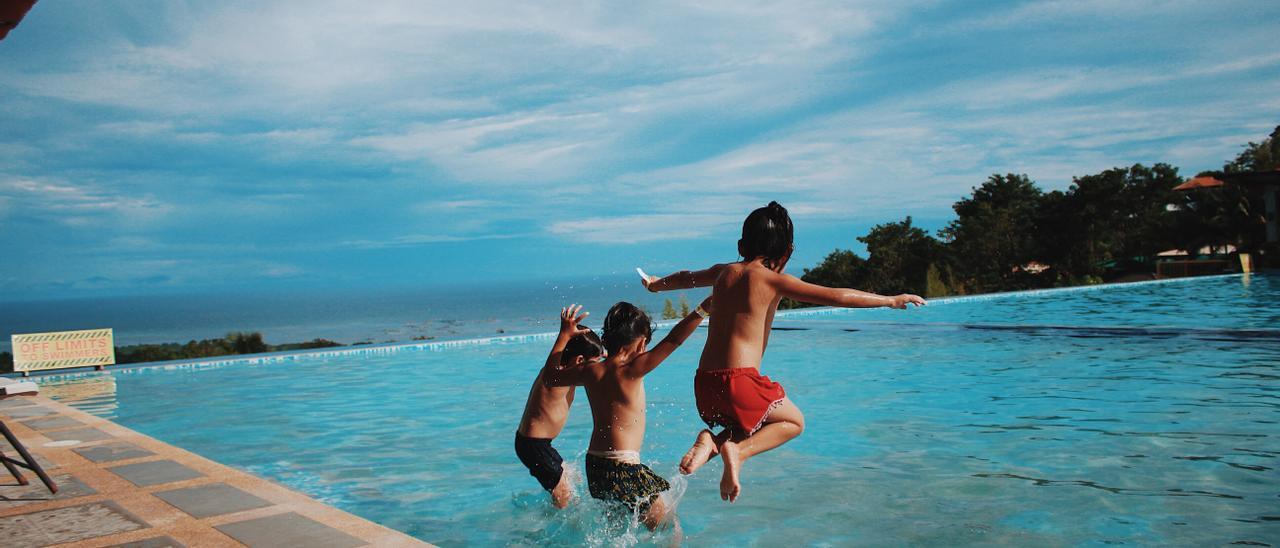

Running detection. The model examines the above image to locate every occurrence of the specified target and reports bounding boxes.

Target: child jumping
[640,201,925,502]
[515,304,605,508]
[543,298,711,530]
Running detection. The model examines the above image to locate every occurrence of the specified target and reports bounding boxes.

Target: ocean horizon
[0,273,711,354]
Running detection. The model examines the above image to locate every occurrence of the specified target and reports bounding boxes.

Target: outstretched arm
[641,264,727,293]
[627,296,712,378]
[775,274,926,309]
[542,305,593,387]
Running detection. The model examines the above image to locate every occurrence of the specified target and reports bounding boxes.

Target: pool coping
[0,394,432,547]
[4,272,1251,382]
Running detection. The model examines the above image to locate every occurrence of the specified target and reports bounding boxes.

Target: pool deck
[0,395,430,548]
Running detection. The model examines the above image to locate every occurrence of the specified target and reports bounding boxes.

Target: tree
[1224,125,1280,173]
[678,295,691,316]
[1116,164,1182,266]
[1038,164,1183,281]
[661,299,678,320]
[857,216,947,296]
[227,332,267,355]
[780,249,868,309]
[940,174,1043,292]
[801,249,869,289]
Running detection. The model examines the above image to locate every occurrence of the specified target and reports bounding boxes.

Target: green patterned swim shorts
[585,453,670,514]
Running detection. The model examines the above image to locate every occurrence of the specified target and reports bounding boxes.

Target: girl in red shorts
[640,201,925,502]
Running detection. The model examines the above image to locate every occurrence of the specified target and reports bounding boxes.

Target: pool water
[41,274,1280,546]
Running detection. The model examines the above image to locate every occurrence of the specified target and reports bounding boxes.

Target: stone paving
[0,394,430,547]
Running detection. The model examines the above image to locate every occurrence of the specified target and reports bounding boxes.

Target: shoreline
[0,271,685,356]
[7,272,1252,381]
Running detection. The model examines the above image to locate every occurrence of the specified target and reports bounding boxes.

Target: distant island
[0,332,343,373]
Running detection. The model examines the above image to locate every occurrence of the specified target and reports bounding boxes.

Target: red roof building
[1172,176,1225,191]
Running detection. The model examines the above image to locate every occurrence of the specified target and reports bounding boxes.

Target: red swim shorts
[694,368,786,435]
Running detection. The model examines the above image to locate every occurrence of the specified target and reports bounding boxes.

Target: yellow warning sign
[12,328,115,373]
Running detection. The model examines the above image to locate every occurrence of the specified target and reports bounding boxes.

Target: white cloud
[589,49,1280,231]
[942,0,1214,32]
[4,1,900,114]
[353,111,607,182]
[337,232,527,249]
[548,213,740,244]
[411,199,503,212]
[925,54,1280,112]
[0,177,170,225]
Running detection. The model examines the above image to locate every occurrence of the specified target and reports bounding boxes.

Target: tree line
[783,125,1278,305]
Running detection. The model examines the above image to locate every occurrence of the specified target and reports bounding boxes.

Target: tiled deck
[0,395,430,547]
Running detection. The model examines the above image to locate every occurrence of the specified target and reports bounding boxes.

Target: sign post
[11,329,115,376]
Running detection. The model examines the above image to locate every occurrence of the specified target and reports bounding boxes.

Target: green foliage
[924,263,958,298]
[779,249,868,309]
[1,351,12,373]
[227,331,267,355]
[802,249,868,288]
[793,125,1276,299]
[1036,164,1183,283]
[113,332,342,365]
[678,295,691,316]
[858,217,946,295]
[940,174,1043,293]
[790,220,954,303]
[661,298,678,319]
[1224,125,1280,173]
[273,339,343,351]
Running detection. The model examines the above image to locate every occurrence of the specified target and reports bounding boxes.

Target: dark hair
[739,201,793,269]
[601,302,653,354]
[562,328,605,365]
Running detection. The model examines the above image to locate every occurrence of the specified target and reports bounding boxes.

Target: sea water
[0,273,705,352]
[38,274,1280,546]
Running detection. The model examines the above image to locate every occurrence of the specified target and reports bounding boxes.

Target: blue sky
[2,0,1278,299]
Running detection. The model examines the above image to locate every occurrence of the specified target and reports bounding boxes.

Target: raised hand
[637,267,659,292]
[559,304,590,334]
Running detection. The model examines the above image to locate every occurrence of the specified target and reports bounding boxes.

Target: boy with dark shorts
[544,298,711,530]
[515,304,605,508]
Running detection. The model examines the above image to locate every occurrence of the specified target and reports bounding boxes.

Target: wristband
[694,305,709,318]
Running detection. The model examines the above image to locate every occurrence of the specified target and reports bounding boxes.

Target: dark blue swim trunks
[514,432,564,491]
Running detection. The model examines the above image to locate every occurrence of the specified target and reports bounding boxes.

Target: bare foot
[550,470,574,509]
[680,430,719,475]
[719,440,742,503]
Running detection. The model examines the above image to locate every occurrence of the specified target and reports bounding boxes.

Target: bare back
[580,358,648,452]
[517,369,575,439]
[698,262,782,372]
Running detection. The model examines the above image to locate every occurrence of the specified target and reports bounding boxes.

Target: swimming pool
[40,274,1280,546]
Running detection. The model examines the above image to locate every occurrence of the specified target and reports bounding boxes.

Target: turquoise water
[42,274,1280,546]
